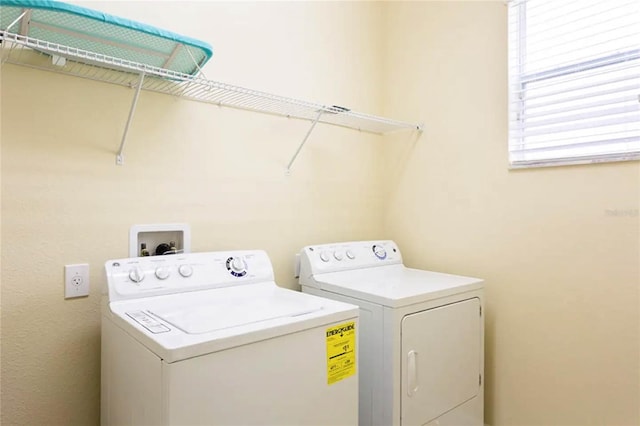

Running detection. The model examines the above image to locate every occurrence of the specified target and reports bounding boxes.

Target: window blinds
[507,0,640,167]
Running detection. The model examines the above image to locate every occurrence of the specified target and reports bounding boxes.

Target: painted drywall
[0,2,387,424]
[3,1,639,425]
[382,2,640,425]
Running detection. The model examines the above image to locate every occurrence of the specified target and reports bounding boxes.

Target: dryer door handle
[407,350,419,397]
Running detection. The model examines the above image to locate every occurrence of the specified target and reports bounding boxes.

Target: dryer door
[401,298,481,425]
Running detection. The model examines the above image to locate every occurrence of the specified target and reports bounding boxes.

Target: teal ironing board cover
[0,0,213,75]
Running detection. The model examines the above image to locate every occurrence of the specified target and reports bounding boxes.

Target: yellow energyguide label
[326,321,356,385]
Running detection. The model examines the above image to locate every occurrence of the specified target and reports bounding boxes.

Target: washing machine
[298,240,484,426]
[101,250,359,426]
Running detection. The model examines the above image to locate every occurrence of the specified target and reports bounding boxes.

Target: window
[508,0,640,168]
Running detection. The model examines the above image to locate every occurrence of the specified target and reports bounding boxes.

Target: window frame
[508,0,640,169]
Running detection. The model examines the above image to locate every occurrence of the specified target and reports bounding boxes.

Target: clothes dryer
[102,250,359,425]
[299,240,484,426]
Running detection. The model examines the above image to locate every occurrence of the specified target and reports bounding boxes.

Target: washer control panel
[105,250,274,302]
[300,240,402,275]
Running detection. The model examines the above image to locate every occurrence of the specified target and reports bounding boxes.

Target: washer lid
[106,282,359,363]
[309,264,483,308]
[150,291,323,334]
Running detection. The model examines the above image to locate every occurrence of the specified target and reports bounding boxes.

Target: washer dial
[320,251,330,262]
[226,257,247,277]
[155,266,170,280]
[128,267,145,283]
[178,264,193,278]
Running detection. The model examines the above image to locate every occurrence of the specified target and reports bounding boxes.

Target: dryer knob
[346,249,356,260]
[320,251,330,262]
[155,266,170,280]
[178,264,193,277]
[128,267,145,283]
[333,251,344,261]
[372,244,387,260]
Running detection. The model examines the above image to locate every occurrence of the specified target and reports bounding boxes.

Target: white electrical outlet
[65,264,90,299]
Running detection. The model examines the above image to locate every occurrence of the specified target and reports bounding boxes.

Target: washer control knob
[128,267,145,283]
[231,257,245,272]
[346,250,356,260]
[333,251,344,261]
[155,266,170,280]
[226,256,248,277]
[372,244,387,260]
[178,264,193,278]
[320,251,330,262]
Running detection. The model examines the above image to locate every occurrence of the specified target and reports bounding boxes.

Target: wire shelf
[1,31,420,134]
[1,30,422,169]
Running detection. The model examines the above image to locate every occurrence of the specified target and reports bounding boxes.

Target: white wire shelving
[0,30,422,170]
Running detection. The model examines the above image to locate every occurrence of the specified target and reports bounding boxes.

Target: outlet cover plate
[65,263,89,298]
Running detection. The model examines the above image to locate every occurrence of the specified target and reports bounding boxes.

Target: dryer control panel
[299,240,403,277]
[104,250,274,302]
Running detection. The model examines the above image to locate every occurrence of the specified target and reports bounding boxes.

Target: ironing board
[0,0,213,75]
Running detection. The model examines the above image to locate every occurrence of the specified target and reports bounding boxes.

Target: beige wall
[382,2,640,425]
[2,1,639,426]
[1,2,387,424]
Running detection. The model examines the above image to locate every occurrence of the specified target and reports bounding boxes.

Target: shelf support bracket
[116,72,145,165]
[285,110,324,174]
